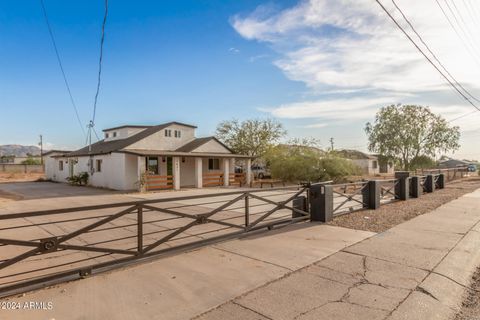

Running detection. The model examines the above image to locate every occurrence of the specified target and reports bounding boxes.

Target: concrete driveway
[0,181,120,201]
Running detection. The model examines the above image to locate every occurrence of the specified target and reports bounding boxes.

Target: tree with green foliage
[409,155,437,170]
[21,156,41,165]
[215,119,286,159]
[265,140,361,183]
[365,105,460,170]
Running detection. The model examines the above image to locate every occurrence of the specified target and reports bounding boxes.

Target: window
[208,158,220,170]
[59,160,64,171]
[105,133,109,139]
[113,132,117,137]
[96,159,103,172]
[147,157,159,174]
[174,130,181,138]
[164,129,172,137]
[372,160,378,169]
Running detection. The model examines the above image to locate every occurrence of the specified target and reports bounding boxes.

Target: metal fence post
[410,176,421,198]
[425,174,435,193]
[394,171,410,200]
[437,173,445,189]
[367,180,380,209]
[309,184,333,222]
[292,196,307,218]
[137,206,143,255]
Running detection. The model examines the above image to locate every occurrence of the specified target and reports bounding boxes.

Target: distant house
[438,158,472,168]
[336,149,395,175]
[45,122,252,191]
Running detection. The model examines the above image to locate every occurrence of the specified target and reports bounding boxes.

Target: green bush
[21,157,41,165]
[66,172,89,186]
[265,144,361,183]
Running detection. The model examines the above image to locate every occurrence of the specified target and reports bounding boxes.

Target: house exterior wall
[104,127,148,141]
[46,153,138,190]
[193,140,231,153]
[351,159,380,175]
[180,157,195,187]
[126,124,195,151]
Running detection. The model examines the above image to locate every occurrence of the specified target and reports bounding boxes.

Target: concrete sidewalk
[0,223,373,320]
[197,189,480,320]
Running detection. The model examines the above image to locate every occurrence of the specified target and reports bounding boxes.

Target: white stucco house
[337,150,395,175]
[45,122,252,191]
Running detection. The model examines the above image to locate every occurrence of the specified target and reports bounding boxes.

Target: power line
[91,0,108,127]
[88,0,109,151]
[390,0,480,104]
[434,0,480,66]
[448,0,480,51]
[374,0,480,113]
[39,0,86,136]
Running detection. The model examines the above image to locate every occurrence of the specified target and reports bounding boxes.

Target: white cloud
[304,122,328,128]
[232,0,480,126]
[228,47,240,54]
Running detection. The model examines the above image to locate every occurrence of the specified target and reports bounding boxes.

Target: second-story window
[174,130,181,138]
[164,129,172,137]
[113,132,117,137]
[105,133,109,139]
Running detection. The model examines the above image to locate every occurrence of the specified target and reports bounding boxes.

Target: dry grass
[0,172,45,183]
[455,267,480,320]
[328,177,480,233]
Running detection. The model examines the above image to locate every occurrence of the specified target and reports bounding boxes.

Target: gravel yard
[328,176,480,233]
[455,266,480,320]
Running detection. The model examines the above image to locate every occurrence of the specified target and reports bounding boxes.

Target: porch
[132,153,252,191]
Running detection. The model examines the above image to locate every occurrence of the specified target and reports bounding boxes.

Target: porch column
[173,156,181,190]
[246,158,252,186]
[137,156,146,192]
[223,158,230,186]
[195,157,203,188]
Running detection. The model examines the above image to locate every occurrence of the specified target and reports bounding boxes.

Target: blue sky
[1,0,480,158]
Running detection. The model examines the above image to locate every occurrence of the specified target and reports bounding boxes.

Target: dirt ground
[0,172,45,183]
[455,266,480,320]
[328,176,480,233]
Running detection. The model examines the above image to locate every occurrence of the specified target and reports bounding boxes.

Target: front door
[69,160,74,178]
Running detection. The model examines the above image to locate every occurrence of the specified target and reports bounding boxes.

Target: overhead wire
[390,0,480,104]
[374,0,480,113]
[39,0,86,137]
[88,0,109,149]
[434,0,480,67]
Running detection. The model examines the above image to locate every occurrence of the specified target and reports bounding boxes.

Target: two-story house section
[45,122,252,191]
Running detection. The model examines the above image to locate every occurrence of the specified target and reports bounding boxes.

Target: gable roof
[175,137,233,153]
[102,121,196,132]
[67,123,175,157]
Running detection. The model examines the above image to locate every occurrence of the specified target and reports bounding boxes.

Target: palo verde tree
[365,104,460,170]
[215,119,286,159]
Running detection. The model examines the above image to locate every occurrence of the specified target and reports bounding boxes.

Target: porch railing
[202,172,224,187]
[145,175,174,191]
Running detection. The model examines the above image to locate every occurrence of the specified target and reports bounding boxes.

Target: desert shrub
[265,144,361,183]
[66,172,89,185]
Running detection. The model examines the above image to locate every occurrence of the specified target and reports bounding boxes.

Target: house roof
[43,150,71,156]
[63,122,244,158]
[102,121,197,132]
[67,123,175,157]
[119,149,251,158]
[175,137,234,153]
[336,149,377,160]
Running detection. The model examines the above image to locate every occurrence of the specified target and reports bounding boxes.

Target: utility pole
[38,134,43,165]
[329,137,334,152]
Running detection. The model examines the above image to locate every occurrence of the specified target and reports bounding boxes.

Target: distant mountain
[0,145,42,157]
